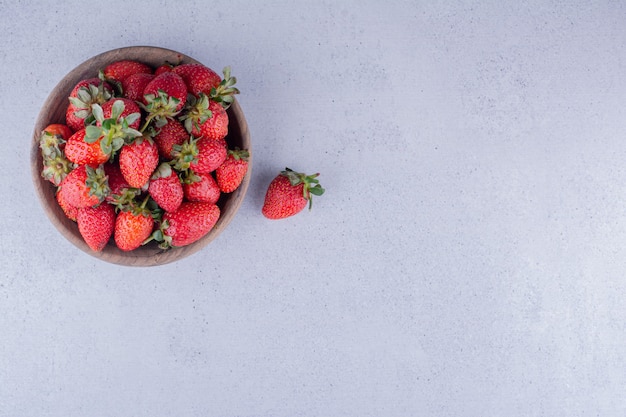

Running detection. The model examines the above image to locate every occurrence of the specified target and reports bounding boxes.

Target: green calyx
[228,147,249,161]
[170,136,199,172]
[151,162,173,180]
[140,89,182,131]
[143,219,173,250]
[39,130,76,186]
[99,69,123,96]
[68,82,112,124]
[179,93,212,133]
[85,164,111,203]
[39,130,66,159]
[109,187,141,211]
[210,66,240,109]
[281,167,325,210]
[41,155,75,186]
[85,101,142,159]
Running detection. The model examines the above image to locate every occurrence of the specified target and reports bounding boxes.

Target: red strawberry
[114,205,154,252]
[66,78,113,132]
[262,168,325,219]
[183,171,221,204]
[40,123,73,159]
[170,136,227,175]
[100,98,142,130]
[104,162,140,205]
[122,72,155,102]
[160,202,220,248]
[86,99,143,160]
[155,63,174,75]
[103,60,152,83]
[118,136,159,188]
[172,63,221,97]
[193,137,227,173]
[148,163,184,212]
[199,100,229,140]
[142,71,188,124]
[69,78,112,98]
[215,148,249,193]
[43,124,73,141]
[56,188,78,221]
[153,119,188,159]
[64,128,109,166]
[104,163,129,198]
[77,203,116,252]
[39,124,76,185]
[57,164,110,209]
[180,96,229,140]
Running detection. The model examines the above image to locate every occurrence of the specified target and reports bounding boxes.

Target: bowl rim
[30,46,251,267]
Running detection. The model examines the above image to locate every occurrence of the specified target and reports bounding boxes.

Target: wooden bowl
[30,46,251,267]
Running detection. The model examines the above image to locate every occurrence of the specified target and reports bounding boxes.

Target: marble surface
[2,1,626,416]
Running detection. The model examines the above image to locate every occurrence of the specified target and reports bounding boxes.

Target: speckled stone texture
[2,1,626,416]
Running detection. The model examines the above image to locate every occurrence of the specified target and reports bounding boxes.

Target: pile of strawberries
[38,59,249,252]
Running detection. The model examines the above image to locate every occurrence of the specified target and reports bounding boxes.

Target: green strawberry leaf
[76,87,92,104]
[111,99,125,120]
[85,125,103,142]
[125,112,141,126]
[74,109,90,119]
[69,96,88,109]
[92,104,105,123]
[309,185,325,196]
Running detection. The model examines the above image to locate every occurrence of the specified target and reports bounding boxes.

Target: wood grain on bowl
[31,46,251,267]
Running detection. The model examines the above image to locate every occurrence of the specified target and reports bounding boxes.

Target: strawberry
[141,71,188,128]
[42,124,73,142]
[183,171,221,204]
[215,148,249,193]
[261,168,325,219]
[69,78,112,98]
[192,137,227,173]
[118,136,159,188]
[154,55,183,75]
[41,124,73,154]
[103,60,152,83]
[154,63,174,75]
[57,164,110,209]
[172,63,221,97]
[77,203,116,252]
[180,95,229,140]
[99,98,142,130]
[148,163,184,212]
[104,162,140,205]
[171,136,227,174]
[66,78,113,131]
[114,201,155,251]
[39,124,76,185]
[122,72,155,102]
[56,188,78,221]
[143,72,187,109]
[40,124,72,160]
[85,99,143,161]
[199,100,229,140]
[41,155,76,186]
[64,128,109,166]
[152,118,188,159]
[157,202,220,248]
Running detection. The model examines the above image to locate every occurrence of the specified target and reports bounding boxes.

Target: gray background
[2,0,626,416]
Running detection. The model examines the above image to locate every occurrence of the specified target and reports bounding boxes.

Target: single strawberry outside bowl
[30,46,251,267]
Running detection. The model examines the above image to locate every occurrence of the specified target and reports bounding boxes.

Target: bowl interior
[31,46,251,267]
